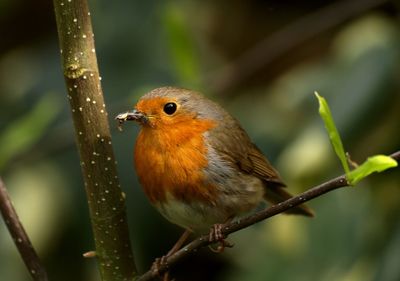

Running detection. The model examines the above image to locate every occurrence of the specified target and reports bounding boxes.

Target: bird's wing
[205,115,314,217]
[205,114,284,185]
[238,145,286,187]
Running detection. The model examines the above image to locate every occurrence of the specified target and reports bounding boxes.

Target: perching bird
[116,86,313,254]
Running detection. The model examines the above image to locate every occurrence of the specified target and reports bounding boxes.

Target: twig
[0,177,48,281]
[137,150,400,281]
[52,0,137,280]
[208,0,389,94]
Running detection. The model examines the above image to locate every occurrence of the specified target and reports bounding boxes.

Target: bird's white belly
[155,193,228,233]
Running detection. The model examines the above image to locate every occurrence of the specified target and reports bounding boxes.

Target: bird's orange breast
[134,117,217,204]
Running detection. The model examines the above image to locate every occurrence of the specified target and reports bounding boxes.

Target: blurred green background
[1,0,400,280]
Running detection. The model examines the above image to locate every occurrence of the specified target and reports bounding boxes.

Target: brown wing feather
[246,146,286,186]
[243,146,314,217]
[204,110,313,217]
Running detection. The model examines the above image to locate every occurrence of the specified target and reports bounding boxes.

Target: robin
[116,86,313,256]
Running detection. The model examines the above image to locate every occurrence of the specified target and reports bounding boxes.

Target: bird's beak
[115,109,147,130]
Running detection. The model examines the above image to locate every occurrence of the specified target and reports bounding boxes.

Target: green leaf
[347,155,398,185]
[315,92,350,174]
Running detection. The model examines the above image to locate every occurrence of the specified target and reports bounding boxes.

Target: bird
[116,86,313,255]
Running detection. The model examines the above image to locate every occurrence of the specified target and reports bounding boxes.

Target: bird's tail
[263,186,314,217]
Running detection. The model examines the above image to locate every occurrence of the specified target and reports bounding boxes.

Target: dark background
[1,0,400,280]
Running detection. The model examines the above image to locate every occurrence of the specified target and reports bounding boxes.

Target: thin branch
[0,177,48,281]
[52,1,137,280]
[138,150,400,281]
[208,0,389,94]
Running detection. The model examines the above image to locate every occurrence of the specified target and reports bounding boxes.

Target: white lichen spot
[101,138,105,142]
[68,87,72,92]
[101,198,106,202]
[90,73,94,77]
[83,75,87,80]
[73,18,77,23]
[99,76,102,81]
[86,97,91,102]
[102,103,106,108]
[79,52,84,56]
[95,212,99,216]
[91,48,95,53]
[31,270,36,275]
[109,181,112,185]
[81,161,85,166]
[91,160,95,164]
[79,107,83,111]
[88,12,91,16]
[87,120,91,124]
[108,141,112,145]
[68,0,72,2]
[88,174,91,178]
[105,190,109,193]
[60,49,63,54]
[60,2,64,6]
[92,100,96,104]
[94,183,98,186]
[107,157,111,161]
[104,167,108,171]
[72,109,75,113]
[78,131,83,135]
[82,34,87,39]
[73,84,78,88]
[96,134,100,138]
[100,109,104,113]
[112,207,116,211]
[17,238,22,243]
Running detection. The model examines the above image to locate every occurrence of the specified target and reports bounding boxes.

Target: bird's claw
[151,256,169,278]
[208,224,234,253]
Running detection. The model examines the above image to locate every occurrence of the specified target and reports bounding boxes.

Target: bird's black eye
[163,102,177,115]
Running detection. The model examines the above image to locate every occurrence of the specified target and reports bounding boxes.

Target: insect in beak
[115,109,148,131]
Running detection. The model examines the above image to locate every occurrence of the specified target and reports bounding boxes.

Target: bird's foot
[151,256,172,281]
[208,224,234,253]
[151,230,191,281]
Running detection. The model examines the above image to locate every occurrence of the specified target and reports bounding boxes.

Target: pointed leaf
[347,155,398,185]
[315,92,350,174]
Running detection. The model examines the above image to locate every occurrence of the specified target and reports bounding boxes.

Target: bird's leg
[151,229,192,279]
[208,218,234,253]
[166,229,192,256]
